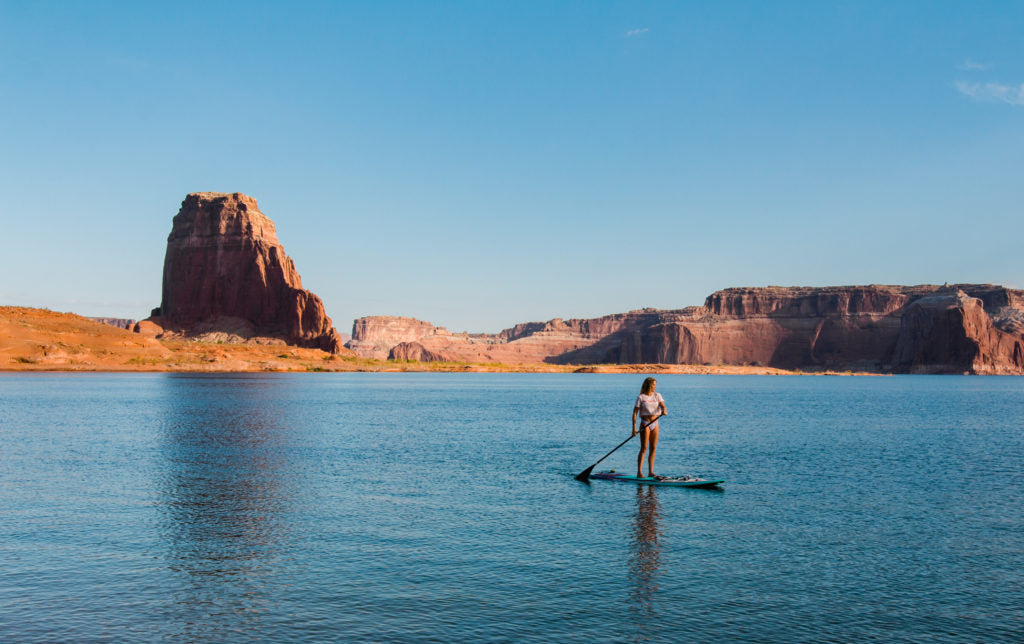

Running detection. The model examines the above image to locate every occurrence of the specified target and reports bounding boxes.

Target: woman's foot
[636,472,646,478]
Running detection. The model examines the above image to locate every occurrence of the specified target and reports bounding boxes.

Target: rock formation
[88,317,137,330]
[347,284,1024,374]
[616,285,1024,373]
[348,316,450,360]
[349,310,692,365]
[137,192,343,353]
[890,289,1023,374]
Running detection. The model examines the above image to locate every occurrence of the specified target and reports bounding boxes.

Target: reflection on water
[157,375,293,640]
[628,485,663,623]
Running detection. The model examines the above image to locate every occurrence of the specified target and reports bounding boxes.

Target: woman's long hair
[640,377,657,395]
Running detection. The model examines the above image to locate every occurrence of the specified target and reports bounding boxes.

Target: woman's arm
[632,407,639,436]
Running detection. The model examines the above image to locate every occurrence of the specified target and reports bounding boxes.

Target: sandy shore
[1,307,867,375]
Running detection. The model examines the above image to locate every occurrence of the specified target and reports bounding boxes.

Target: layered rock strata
[622,285,1024,374]
[350,309,695,365]
[88,317,137,330]
[137,192,343,353]
[348,284,1024,374]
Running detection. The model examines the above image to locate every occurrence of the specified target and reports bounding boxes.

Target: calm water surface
[1,373,1022,642]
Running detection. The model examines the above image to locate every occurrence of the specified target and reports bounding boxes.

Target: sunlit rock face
[140,192,343,353]
[349,285,1024,373]
[622,285,1024,374]
[348,310,689,365]
[348,316,448,360]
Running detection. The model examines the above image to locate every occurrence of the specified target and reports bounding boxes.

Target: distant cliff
[348,284,1024,374]
[622,285,1024,374]
[88,317,136,330]
[136,192,344,353]
[348,309,692,364]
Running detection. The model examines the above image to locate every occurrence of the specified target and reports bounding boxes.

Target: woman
[632,377,667,479]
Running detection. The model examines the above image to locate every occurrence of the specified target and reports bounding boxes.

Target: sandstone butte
[134,192,344,353]
[348,284,1024,375]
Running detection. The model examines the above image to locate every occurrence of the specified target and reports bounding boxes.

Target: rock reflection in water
[628,485,663,622]
[156,375,294,641]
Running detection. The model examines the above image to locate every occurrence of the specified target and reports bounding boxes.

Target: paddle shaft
[574,413,664,482]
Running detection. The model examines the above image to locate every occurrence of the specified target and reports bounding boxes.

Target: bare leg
[636,428,649,478]
[647,423,659,478]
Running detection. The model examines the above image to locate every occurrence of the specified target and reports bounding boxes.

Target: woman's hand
[631,426,638,437]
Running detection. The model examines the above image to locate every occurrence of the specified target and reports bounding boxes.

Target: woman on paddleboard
[632,377,666,479]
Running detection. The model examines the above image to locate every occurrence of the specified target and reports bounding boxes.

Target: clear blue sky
[2,1,1022,333]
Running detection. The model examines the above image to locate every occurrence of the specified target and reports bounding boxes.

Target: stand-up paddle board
[590,471,724,488]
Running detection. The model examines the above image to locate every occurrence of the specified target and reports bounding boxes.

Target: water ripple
[1,373,1022,642]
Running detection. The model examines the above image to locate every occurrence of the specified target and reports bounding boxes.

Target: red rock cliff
[141,192,343,353]
[348,284,1024,373]
[348,309,693,365]
[348,316,451,360]
[622,284,1024,374]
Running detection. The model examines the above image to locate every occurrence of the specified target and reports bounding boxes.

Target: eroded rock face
[348,285,1024,373]
[139,192,343,353]
[88,317,137,330]
[348,310,693,365]
[892,290,1024,374]
[348,316,449,360]
[624,285,1024,373]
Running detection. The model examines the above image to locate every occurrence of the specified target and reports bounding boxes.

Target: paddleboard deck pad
[590,471,724,488]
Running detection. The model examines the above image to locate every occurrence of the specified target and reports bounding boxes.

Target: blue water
[1,373,1022,642]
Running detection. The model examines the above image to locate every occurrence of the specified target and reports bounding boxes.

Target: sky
[1,1,1022,333]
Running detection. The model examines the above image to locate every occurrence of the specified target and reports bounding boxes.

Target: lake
[1,373,1022,642]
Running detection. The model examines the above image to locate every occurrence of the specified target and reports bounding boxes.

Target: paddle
[574,413,665,482]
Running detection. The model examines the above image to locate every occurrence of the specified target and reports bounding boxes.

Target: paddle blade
[574,432,637,483]
[574,466,595,482]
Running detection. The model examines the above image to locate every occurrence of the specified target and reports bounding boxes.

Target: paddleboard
[590,471,724,488]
